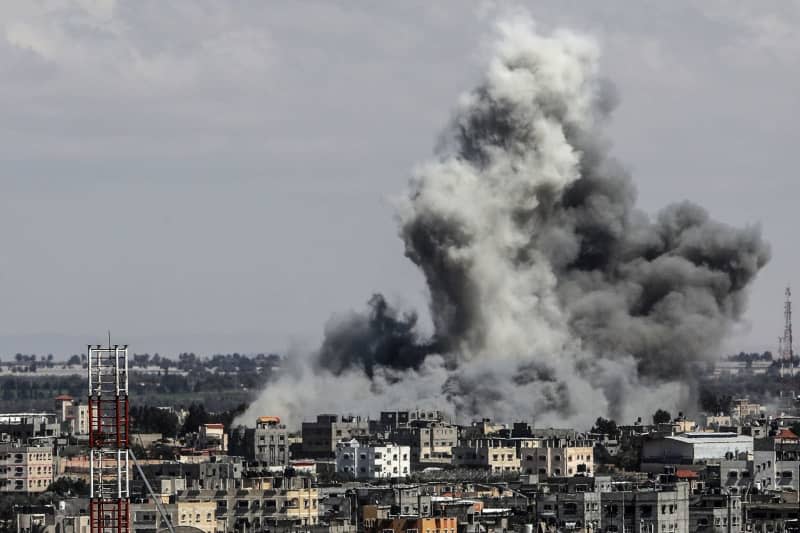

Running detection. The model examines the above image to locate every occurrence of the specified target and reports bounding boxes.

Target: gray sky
[0,0,797,358]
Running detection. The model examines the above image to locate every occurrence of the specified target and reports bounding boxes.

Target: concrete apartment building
[132,500,217,533]
[601,483,691,533]
[452,438,520,473]
[521,438,594,477]
[197,423,227,452]
[366,516,458,533]
[134,455,245,493]
[54,395,89,436]
[302,414,370,458]
[0,443,54,493]
[753,430,800,492]
[14,500,91,533]
[335,439,411,479]
[354,485,433,521]
[393,421,458,469]
[536,490,602,532]
[731,399,764,421]
[690,493,744,533]
[0,412,59,442]
[378,409,452,430]
[162,476,319,532]
[254,416,289,467]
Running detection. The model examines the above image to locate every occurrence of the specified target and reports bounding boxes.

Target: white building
[642,432,753,470]
[335,439,410,479]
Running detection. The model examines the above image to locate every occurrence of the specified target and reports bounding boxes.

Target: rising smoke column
[238,16,769,428]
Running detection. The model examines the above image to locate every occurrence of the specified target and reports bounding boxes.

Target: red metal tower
[88,344,130,533]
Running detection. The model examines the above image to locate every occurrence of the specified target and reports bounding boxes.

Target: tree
[47,477,89,497]
[67,355,81,366]
[652,409,672,425]
[591,417,618,437]
[182,403,210,435]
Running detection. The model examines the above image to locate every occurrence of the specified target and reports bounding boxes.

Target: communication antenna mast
[88,342,130,533]
[782,286,794,374]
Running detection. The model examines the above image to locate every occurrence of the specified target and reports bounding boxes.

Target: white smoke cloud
[237,14,767,430]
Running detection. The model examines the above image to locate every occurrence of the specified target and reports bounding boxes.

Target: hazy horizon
[0,1,797,360]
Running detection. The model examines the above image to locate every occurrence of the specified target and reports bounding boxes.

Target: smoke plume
[238,16,769,429]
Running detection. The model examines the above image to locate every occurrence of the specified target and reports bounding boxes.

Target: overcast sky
[0,1,797,358]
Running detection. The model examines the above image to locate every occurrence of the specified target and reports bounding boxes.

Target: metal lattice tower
[88,344,130,533]
[782,286,794,363]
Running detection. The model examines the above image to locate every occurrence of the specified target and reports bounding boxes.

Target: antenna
[782,286,794,375]
[88,340,130,532]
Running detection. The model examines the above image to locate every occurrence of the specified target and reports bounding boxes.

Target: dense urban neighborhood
[3,348,800,533]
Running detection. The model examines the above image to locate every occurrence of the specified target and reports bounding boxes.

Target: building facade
[335,439,411,479]
[302,414,370,458]
[521,439,594,477]
[452,438,520,473]
[254,417,289,467]
[0,443,54,493]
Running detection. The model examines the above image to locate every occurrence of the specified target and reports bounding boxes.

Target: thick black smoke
[316,294,439,378]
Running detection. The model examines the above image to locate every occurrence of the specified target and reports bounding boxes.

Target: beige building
[452,438,520,473]
[133,500,218,533]
[198,423,228,452]
[0,444,54,493]
[732,399,763,421]
[138,476,320,532]
[54,395,90,436]
[521,439,594,477]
